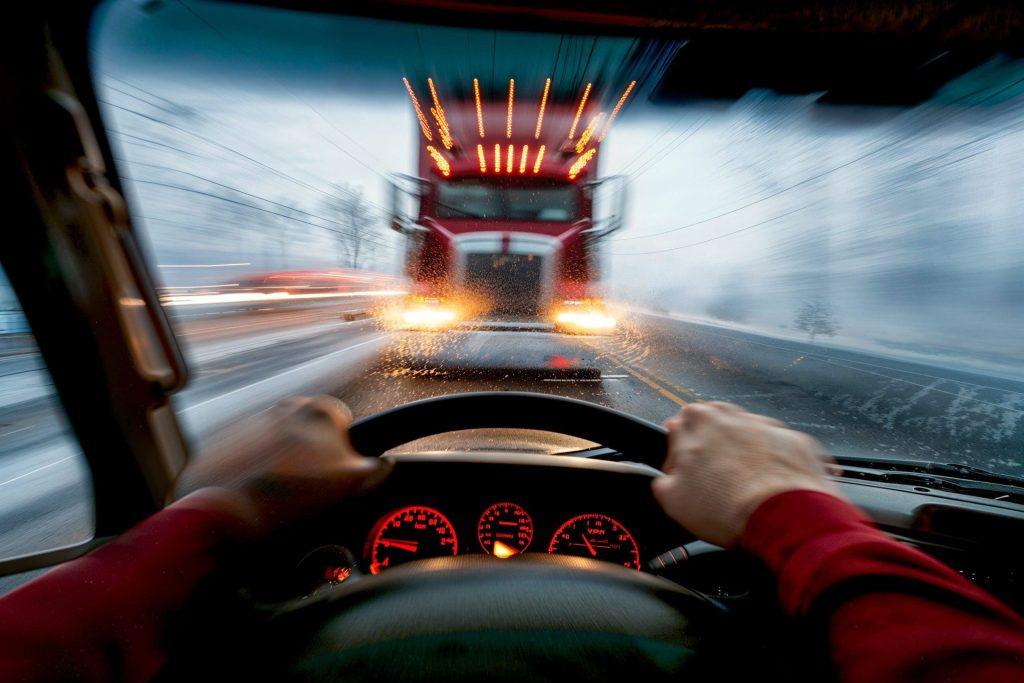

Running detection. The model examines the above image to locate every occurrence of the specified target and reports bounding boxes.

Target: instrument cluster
[363,502,641,574]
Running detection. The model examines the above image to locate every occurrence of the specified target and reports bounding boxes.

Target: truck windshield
[435,181,580,221]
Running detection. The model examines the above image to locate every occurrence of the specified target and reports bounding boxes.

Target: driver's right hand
[652,402,840,547]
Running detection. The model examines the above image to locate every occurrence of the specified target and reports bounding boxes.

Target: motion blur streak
[533,145,546,173]
[535,78,551,139]
[473,77,485,138]
[162,290,404,306]
[599,80,635,141]
[402,77,432,142]
[568,82,592,140]
[506,78,515,138]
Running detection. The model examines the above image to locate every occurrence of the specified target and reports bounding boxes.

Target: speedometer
[477,502,533,557]
[366,506,457,574]
[547,513,641,570]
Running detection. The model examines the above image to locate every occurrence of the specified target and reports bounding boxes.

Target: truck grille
[465,253,543,316]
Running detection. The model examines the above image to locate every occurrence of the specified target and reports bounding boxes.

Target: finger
[705,401,745,414]
[750,414,787,428]
[662,413,684,431]
[306,395,354,431]
[651,475,674,508]
[679,403,716,430]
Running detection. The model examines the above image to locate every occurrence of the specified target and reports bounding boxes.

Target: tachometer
[477,502,533,557]
[547,513,641,570]
[366,506,457,574]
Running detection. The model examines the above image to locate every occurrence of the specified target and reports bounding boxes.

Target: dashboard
[252,454,692,599]
[366,503,642,573]
[246,452,1024,618]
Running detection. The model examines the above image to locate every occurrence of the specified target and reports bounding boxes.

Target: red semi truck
[387,77,629,333]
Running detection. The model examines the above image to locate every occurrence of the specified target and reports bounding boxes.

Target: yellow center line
[632,363,700,402]
[591,342,694,407]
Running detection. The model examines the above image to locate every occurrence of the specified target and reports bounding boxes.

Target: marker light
[494,143,501,173]
[533,144,546,173]
[430,108,454,150]
[568,147,597,180]
[535,77,551,139]
[575,112,604,153]
[568,82,592,140]
[426,145,451,177]
[519,144,529,174]
[427,78,454,149]
[402,77,433,142]
[477,144,487,173]
[599,80,636,141]
[506,144,514,173]
[506,78,515,138]
[473,78,485,138]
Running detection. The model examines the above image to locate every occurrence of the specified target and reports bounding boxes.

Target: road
[1,300,1022,568]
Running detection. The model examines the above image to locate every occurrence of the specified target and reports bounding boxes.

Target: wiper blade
[833,455,1024,500]
[834,455,1024,485]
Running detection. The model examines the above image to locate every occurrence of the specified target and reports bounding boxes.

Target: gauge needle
[492,541,518,559]
[581,534,597,557]
[379,538,419,553]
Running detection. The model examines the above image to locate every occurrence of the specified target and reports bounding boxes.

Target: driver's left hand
[173,396,391,539]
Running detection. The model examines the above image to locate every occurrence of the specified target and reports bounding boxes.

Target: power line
[112,131,204,158]
[100,99,387,213]
[626,114,711,180]
[124,175,397,252]
[615,70,1024,244]
[170,0,392,177]
[116,158,394,247]
[611,204,812,256]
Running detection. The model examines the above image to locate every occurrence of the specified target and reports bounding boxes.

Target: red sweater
[741,490,1024,681]
[0,489,1022,681]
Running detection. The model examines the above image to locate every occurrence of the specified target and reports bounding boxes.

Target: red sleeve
[0,490,251,683]
[741,490,1024,683]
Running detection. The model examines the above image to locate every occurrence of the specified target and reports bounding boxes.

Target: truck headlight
[554,309,616,332]
[401,306,457,328]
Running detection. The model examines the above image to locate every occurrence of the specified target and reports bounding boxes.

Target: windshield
[435,182,581,221]
[89,0,1023,479]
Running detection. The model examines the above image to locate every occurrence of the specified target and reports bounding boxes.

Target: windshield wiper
[833,455,1024,502]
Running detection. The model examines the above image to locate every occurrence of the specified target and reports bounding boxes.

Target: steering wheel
[168,393,758,682]
[348,391,669,466]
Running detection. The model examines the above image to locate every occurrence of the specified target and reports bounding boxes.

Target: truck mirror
[388,180,404,233]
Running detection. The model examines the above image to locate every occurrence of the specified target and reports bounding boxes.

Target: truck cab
[388,79,628,332]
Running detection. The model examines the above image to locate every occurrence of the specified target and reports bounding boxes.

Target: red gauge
[477,502,534,558]
[547,513,641,570]
[366,506,457,574]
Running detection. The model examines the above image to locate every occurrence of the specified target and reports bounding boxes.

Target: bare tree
[321,183,376,269]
